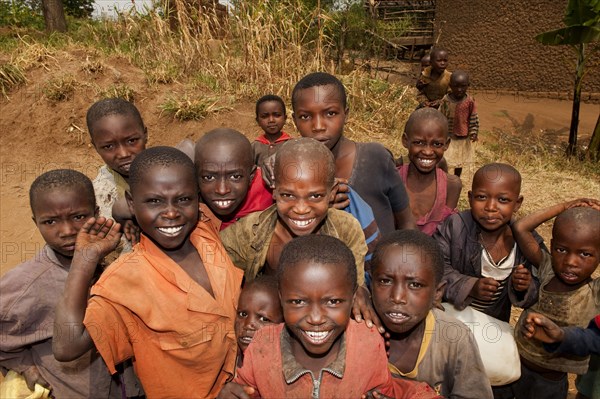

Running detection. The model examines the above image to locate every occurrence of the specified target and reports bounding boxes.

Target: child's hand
[75,217,122,265]
[566,198,600,211]
[511,264,532,292]
[353,285,385,334]
[331,178,350,210]
[470,277,499,301]
[362,389,393,399]
[123,219,140,245]
[22,365,50,391]
[522,312,565,344]
[216,382,255,399]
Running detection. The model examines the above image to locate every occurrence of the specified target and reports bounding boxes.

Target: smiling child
[53,147,243,398]
[512,199,600,399]
[433,163,541,323]
[399,108,461,235]
[195,128,273,230]
[219,235,436,399]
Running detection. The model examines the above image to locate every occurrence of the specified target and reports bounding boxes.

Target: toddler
[416,48,451,109]
[439,70,479,177]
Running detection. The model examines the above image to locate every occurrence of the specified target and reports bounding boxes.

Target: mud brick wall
[433,0,600,96]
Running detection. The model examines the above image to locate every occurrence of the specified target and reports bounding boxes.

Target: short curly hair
[29,169,95,215]
[129,146,196,192]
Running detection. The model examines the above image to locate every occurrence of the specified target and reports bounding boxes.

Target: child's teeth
[292,218,314,227]
[158,226,183,235]
[305,330,330,341]
[215,200,234,208]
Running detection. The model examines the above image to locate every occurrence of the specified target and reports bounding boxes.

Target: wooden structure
[365,0,435,59]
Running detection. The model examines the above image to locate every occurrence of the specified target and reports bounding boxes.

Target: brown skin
[522,312,566,343]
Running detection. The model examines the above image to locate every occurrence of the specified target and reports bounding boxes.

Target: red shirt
[254,131,292,145]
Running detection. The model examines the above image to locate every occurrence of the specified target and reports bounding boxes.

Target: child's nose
[307,304,325,325]
[115,144,129,159]
[484,199,498,211]
[215,178,230,195]
[391,285,407,304]
[58,221,77,238]
[312,115,325,131]
[162,204,180,219]
[292,199,309,214]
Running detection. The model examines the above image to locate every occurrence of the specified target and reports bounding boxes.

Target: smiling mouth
[119,162,132,171]
[213,200,235,209]
[302,330,333,344]
[238,335,253,345]
[289,218,315,228]
[417,158,435,166]
[157,226,184,236]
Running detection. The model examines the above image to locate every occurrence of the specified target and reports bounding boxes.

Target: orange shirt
[84,204,243,399]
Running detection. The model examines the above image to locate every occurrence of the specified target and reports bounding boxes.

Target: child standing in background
[512,199,600,399]
[399,108,461,235]
[252,94,292,170]
[439,70,479,177]
[416,48,451,109]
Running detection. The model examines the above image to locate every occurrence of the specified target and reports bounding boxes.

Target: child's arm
[53,217,121,361]
[112,197,140,245]
[512,198,598,267]
[394,207,416,230]
[446,174,462,209]
[523,312,600,357]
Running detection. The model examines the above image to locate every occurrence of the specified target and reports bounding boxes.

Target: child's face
[402,120,449,174]
[126,164,199,252]
[468,174,522,232]
[430,51,448,73]
[280,260,354,359]
[274,158,333,236]
[293,85,348,151]
[256,101,286,137]
[32,188,97,259]
[551,220,599,286]
[196,143,254,218]
[235,286,283,352]
[450,75,469,100]
[371,245,444,334]
[91,114,147,178]
[420,56,430,70]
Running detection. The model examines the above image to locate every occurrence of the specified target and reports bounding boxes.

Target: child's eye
[326,111,338,117]
[127,138,139,144]
[310,193,324,200]
[475,195,486,200]
[42,220,56,225]
[413,140,424,146]
[409,282,424,289]
[290,299,305,305]
[146,198,161,204]
[377,278,392,285]
[237,311,247,318]
[280,193,293,199]
[555,247,567,254]
[230,174,243,181]
[258,316,272,323]
[74,215,87,221]
[101,144,114,150]
[298,114,310,120]
[326,299,343,306]
[498,197,510,203]
[581,252,593,258]
[201,175,215,182]
[178,197,192,203]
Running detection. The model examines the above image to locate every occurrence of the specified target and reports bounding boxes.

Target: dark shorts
[512,362,568,399]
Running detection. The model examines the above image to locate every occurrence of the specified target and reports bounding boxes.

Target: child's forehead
[258,100,285,112]
[295,84,343,106]
[276,156,330,184]
[472,169,520,192]
[406,118,446,137]
[197,140,253,167]
[380,244,436,271]
[32,187,94,213]
[281,261,351,288]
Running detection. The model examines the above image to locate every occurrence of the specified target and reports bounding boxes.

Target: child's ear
[401,133,409,149]
[125,190,135,216]
[467,190,473,205]
[434,280,447,305]
[31,215,37,225]
[514,195,524,213]
[94,206,100,218]
[343,107,350,122]
[249,164,257,182]
[444,137,451,149]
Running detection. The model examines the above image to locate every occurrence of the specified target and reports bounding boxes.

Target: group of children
[1,55,599,399]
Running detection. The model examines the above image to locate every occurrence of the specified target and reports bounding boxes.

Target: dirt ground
[0,53,598,397]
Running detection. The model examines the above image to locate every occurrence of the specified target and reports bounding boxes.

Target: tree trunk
[42,0,67,33]
[567,44,585,157]
[588,113,600,161]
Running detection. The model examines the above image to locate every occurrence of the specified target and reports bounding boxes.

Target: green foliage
[0,0,45,29]
[536,0,600,45]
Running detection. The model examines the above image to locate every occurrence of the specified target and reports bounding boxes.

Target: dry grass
[0,63,26,98]
[96,83,135,102]
[81,56,104,74]
[42,74,77,102]
[160,95,232,121]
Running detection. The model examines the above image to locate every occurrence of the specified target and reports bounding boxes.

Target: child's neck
[478,225,514,264]
[545,275,592,293]
[407,163,436,181]
[449,93,466,102]
[291,332,342,375]
[388,319,427,374]
[430,68,444,79]
[265,131,283,143]
[164,238,215,298]
[331,137,356,181]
